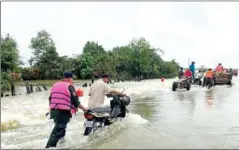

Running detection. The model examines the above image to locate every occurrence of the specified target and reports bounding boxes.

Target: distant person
[91,74,94,84]
[189,61,196,82]
[203,68,214,87]
[184,68,192,78]
[233,69,238,76]
[228,68,233,80]
[228,68,233,74]
[45,72,88,148]
[215,63,224,72]
[178,67,184,79]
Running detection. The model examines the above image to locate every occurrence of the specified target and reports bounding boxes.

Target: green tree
[29,30,61,79]
[58,55,76,73]
[1,72,11,92]
[76,41,106,79]
[21,34,180,81]
[1,34,22,93]
[78,52,94,79]
[83,41,106,56]
[1,34,21,72]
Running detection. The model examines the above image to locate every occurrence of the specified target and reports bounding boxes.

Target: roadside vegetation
[1,30,180,92]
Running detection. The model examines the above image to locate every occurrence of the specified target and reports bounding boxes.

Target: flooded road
[1,77,239,149]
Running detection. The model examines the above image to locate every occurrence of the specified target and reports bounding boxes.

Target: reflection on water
[1,78,239,149]
[130,95,158,121]
[205,90,214,108]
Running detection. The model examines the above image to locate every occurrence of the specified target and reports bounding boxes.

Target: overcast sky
[2,2,239,68]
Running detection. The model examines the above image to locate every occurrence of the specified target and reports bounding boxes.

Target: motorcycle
[83,87,130,136]
[172,76,191,91]
[192,73,203,86]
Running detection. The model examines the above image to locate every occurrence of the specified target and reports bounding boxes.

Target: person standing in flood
[45,72,88,148]
[203,68,214,87]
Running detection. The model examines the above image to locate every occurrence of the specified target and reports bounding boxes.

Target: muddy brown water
[1,78,239,149]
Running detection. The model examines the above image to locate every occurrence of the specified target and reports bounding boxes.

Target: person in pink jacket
[45,72,88,148]
[215,63,224,72]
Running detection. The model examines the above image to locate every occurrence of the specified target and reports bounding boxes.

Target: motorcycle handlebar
[105,93,112,98]
[105,93,125,98]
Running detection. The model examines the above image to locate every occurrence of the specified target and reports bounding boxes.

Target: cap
[63,72,73,78]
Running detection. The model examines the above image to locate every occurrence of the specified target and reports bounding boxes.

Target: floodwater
[1,77,239,149]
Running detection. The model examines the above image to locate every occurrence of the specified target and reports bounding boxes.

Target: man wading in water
[45,72,88,148]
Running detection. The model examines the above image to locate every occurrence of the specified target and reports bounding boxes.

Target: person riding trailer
[184,68,192,78]
[178,67,184,79]
[180,68,192,84]
[215,63,224,72]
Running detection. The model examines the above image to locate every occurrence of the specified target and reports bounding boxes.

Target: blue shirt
[189,64,195,73]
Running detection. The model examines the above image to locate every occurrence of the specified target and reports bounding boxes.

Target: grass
[1,120,22,132]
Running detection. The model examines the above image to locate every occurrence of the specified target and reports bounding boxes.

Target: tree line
[1,30,180,92]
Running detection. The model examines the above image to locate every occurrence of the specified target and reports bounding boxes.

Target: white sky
[2,2,239,68]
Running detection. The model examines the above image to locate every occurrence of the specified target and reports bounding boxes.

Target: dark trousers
[202,77,206,87]
[203,77,213,87]
[45,110,71,148]
[192,72,195,83]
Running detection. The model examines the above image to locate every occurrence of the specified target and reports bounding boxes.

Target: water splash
[4,78,237,149]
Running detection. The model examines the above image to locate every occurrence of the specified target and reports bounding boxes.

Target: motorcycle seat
[92,112,110,118]
[89,106,111,114]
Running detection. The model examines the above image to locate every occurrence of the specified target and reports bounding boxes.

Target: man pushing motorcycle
[88,74,126,109]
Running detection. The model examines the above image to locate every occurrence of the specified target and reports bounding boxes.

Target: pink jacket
[50,81,77,115]
[215,66,224,72]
